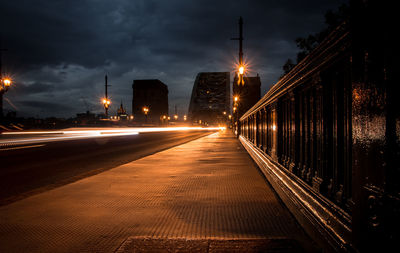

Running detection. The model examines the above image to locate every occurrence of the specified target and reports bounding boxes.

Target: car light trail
[0,127,224,146]
[0,144,46,151]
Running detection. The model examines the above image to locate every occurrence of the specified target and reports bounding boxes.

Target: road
[0,129,216,206]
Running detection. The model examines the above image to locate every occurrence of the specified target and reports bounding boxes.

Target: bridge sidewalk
[0,130,318,252]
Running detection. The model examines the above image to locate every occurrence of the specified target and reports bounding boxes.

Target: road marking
[0,144,45,151]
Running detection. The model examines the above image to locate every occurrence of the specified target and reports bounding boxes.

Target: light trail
[0,144,46,151]
[0,127,224,146]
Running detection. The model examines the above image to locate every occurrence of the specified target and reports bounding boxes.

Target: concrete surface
[0,131,318,252]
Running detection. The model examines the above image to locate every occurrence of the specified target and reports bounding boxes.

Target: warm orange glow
[102,98,111,108]
[234,96,239,102]
[3,78,11,86]
[174,115,178,120]
[233,107,237,112]
[228,115,232,119]
[183,115,187,121]
[143,107,149,115]
[1,127,223,145]
[239,66,244,75]
[163,115,167,119]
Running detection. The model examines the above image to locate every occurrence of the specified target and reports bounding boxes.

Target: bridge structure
[0,1,397,253]
[237,1,397,252]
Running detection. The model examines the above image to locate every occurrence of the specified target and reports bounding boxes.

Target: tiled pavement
[0,131,317,252]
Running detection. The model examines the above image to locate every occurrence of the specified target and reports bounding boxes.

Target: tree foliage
[281,4,349,78]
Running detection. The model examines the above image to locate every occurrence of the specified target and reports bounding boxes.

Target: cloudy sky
[1,0,347,118]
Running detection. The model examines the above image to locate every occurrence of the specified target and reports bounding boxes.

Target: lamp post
[102,75,111,118]
[233,95,240,136]
[0,47,11,119]
[0,77,12,119]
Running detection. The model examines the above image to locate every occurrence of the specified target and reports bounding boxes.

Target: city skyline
[1,0,346,118]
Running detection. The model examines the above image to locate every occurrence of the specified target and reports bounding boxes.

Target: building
[132,79,168,124]
[233,74,261,117]
[188,72,230,126]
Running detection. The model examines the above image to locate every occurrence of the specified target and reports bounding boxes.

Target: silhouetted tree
[281,4,349,77]
[281,58,296,78]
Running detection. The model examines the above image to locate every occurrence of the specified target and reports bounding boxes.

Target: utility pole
[231,16,244,66]
[231,17,245,136]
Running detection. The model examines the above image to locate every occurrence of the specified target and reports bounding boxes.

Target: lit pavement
[0,131,317,252]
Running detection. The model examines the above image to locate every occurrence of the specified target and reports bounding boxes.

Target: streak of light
[0,144,45,151]
[1,127,222,135]
[0,127,223,145]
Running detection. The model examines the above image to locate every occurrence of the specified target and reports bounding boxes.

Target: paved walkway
[0,131,316,252]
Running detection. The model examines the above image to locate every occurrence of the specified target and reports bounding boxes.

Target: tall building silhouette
[188,72,230,125]
[233,74,261,117]
[132,79,168,124]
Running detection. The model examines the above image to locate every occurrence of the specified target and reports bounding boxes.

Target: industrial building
[188,72,230,126]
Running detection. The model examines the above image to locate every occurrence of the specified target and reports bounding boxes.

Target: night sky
[1,0,347,118]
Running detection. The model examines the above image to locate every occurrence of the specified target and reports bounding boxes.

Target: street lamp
[102,98,111,117]
[0,77,12,119]
[143,106,149,124]
[239,66,244,75]
[233,95,240,136]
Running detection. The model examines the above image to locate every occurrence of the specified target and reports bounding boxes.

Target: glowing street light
[102,98,111,108]
[143,107,149,124]
[174,114,178,120]
[143,107,149,115]
[183,115,187,121]
[234,96,239,103]
[3,78,11,87]
[0,77,12,118]
[239,65,244,75]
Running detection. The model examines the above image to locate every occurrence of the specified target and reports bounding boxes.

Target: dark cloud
[16,82,55,95]
[1,0,348,118]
